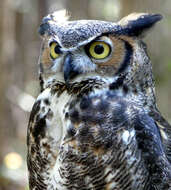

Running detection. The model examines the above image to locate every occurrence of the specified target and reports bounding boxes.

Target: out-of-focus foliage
[0,0,170,189]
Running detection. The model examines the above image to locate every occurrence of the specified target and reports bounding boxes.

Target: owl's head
[38,12,162,90]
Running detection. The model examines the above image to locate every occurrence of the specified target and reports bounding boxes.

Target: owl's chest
[50,89,148,190]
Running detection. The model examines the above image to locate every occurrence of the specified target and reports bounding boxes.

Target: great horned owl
[27,12,171,190]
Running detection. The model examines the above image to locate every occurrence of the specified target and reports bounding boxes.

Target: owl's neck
[48,77,108,97]
[41,64,157,116]
[41,70,157,112]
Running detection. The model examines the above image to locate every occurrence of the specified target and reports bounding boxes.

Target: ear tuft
[38,10,70,36]
[118,13,163,37]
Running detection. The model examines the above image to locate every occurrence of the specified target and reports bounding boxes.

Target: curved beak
[63,53,79,83]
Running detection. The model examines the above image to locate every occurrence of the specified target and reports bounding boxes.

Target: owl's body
[27,12,171,190]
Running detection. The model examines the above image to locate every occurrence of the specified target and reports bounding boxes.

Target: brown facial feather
[97,36,125,68]
[41,40,52,69]
[97,35,136,76]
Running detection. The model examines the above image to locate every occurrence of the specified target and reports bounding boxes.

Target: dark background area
[0,0,171,189]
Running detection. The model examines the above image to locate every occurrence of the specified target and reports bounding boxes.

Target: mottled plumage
[27,12,171,190]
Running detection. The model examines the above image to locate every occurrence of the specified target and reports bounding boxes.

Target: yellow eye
[50,42,61,59]
[88,41,111,59]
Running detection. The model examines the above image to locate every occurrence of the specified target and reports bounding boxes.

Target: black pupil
[54,44,61,54]
[94,44,104,54]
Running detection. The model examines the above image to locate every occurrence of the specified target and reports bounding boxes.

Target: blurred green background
[0,0,171,189]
